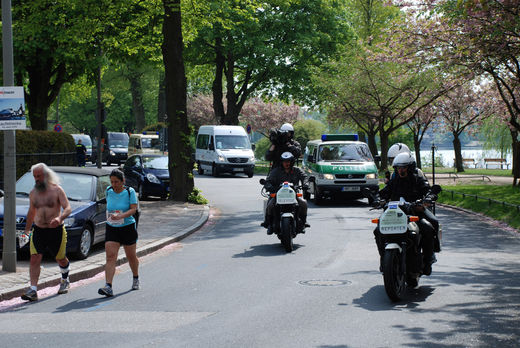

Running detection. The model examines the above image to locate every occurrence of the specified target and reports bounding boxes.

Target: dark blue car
[123,154,170,200]
[0,167,112,259]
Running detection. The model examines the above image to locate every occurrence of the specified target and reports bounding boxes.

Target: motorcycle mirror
[308,176,315,183]
[431,184,442,194]
[259,178,266,185]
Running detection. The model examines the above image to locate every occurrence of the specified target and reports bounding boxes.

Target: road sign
[246,124,252,134]
[54,123,62,132]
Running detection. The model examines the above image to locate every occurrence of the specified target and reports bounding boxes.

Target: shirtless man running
[21,163,72,301]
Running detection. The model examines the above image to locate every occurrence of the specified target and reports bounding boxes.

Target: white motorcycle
[260,179,303,252]
[371,185,441,301]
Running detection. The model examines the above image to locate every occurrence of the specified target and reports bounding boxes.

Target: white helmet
[392,152,416,168]
[280,123,294,132]
[388,143,410,159]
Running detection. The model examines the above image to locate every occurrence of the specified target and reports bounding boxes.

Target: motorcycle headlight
[366,173,377,179]
[63,217,75,227]
[146,173,161,184]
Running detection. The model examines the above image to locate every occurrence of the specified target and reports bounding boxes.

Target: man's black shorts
[105,223,138,245]
[30,225,67,259]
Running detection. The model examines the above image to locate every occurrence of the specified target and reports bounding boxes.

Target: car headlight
[319,173,334,180]
[110,150,116,156]
[146,173,161,184]
[250,155,255,162]
[366,173,377,179]
[63,217,75,227]
[16,216,25,224]
[218,155,226,162]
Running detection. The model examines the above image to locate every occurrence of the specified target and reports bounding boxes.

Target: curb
[0,205,210,302]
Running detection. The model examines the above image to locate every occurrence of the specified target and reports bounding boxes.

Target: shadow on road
[232,242,304,258]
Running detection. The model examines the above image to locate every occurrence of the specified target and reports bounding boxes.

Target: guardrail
[441,189,520,212]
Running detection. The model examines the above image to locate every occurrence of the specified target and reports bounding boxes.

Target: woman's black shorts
[105,223,138,245]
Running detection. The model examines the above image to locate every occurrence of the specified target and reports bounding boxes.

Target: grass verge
[422,167,513,177]
[438,184,520,230]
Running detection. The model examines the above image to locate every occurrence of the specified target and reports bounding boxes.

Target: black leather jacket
[264,166,308,193]
[265,139,302,168]
[379,171,431,202]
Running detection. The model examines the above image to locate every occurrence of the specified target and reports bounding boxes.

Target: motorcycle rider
[375,152,439,275]
[385,143,426,183]
[265,123,302,169]
[261,152,309,235]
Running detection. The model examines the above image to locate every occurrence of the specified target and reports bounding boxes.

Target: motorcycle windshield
[379,205,408,234]
[276,187,297,205]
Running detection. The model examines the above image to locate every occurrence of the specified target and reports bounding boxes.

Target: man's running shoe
[21,288,38,302]
[131,278,140,290]
[58,279,70,294]
[98,285,113,297]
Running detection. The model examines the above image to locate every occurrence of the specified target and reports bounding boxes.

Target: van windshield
[109,134,129,148]
[215,135,251,150]
[142,138,161,149]
[72,135,92,148]
[319,144,373,162]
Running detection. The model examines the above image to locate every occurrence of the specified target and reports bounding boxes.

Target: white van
[195,125,255,177]
[128,132,163,156]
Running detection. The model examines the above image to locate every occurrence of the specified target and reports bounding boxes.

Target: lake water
[416,148,512,169]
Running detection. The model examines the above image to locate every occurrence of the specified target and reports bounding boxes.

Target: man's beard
[35,181,47,192]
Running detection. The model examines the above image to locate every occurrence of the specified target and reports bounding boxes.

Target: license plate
[342,186,360,192]
[233,168,244,172]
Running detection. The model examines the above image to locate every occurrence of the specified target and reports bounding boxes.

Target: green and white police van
[302,134,379,204]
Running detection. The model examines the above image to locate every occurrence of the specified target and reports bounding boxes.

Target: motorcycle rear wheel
[280,217,294,252]
[383,249,405,302]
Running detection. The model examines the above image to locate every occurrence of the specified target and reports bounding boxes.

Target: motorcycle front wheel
[280,217,294,252]
[383,249,405,302]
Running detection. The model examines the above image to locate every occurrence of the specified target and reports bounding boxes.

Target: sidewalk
[0,200,209,302]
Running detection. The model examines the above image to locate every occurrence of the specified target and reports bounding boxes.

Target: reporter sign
[0,86,26,130]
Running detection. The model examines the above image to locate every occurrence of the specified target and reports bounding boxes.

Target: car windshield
[142,138,161,149]
[319,144,373,162]
[215,135,251,149]
[143,156,168,169]
[16,172,94,201]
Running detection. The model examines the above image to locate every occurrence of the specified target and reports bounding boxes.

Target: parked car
[0,166,112,259]
[123,154,169,200]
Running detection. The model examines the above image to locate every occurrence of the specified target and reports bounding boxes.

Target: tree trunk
[511,130,519,186]
[157,71,167,123]
[162,0,194,201]
[379,130,390,173]
[212,37,225,124]
[413,134,422,169]
[128,69,146,132]
[367,131,379,168]
[453,134,464,173]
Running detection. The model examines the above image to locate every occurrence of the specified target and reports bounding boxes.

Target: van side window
[196,134,209,149]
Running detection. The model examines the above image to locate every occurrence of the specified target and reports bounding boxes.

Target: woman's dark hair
[110,168,125,182]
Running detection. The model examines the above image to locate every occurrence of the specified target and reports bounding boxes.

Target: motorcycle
[259,178,304,252]
[370,185,441,301]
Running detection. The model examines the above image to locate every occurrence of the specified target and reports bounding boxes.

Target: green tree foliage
[293,119,327,151]
[184,0,353,125]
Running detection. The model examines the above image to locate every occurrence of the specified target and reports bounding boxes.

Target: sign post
[2,0,25,272]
